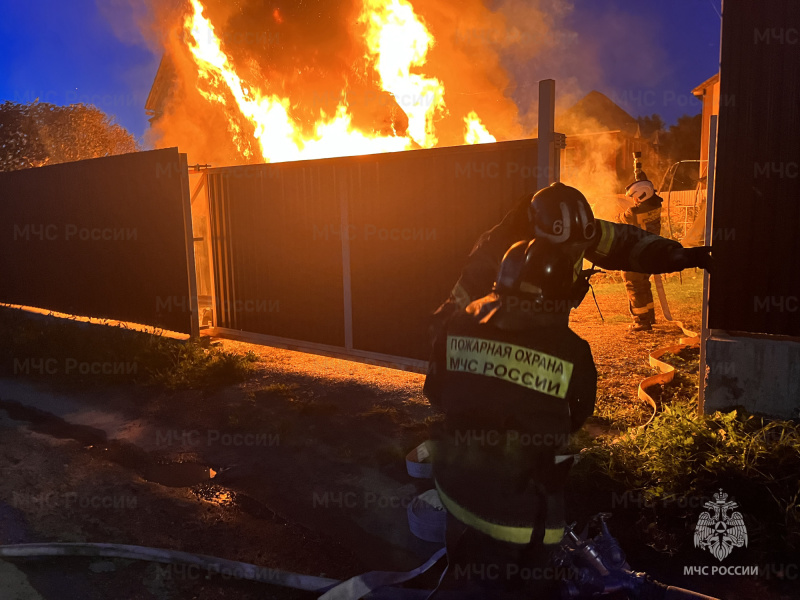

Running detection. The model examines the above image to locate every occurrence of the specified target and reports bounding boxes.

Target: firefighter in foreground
[424,239,597,598]
[618,177,665,330]
[435,181,711,331]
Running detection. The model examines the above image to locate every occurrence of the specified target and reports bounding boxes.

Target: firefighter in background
[433,182,711,334]
[424,239,597,598]
[619,178,664,331]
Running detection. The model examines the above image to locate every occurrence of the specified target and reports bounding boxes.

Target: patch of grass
[649,347,700,406]
[583,400,800,552]
[660,271,704,304]
[247,383,300,401]
[649,374,698,407]
[145,336,257,389]
[401,414,444,436]
[657,346,700,371]
[602,314,630,324]
[0,307,255,390]
[564,425,599,454]
[360,404,409,427]
[589,270,702,308]
[593,394,647,430]
[251,385,340,417]
[250,384,341,418]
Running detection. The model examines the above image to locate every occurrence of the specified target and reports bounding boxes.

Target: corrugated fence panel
[0,148,195,334]
[206,140,538,362]
[208,163,345,347]
[708,0,800,336]
[347,140,539,360]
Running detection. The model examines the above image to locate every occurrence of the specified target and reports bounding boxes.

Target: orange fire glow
[464,111,497,145]
[184,0,411,163]
[359,0,447,148]
[182,0,495,164]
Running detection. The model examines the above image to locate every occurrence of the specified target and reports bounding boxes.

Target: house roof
[556,90,640,136]
[692,72,720,98]
[145,54,176,121]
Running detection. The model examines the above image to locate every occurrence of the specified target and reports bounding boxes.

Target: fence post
[537,79,558,190]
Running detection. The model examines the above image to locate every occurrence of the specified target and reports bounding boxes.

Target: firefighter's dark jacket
[619,192,664,236]
[423,300,597,529]
[451,192,683,309]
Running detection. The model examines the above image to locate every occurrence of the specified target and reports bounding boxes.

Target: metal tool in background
[554,513,721,600]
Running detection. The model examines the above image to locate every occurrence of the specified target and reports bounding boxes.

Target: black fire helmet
[528,182,597,252]
[493,239,575,306]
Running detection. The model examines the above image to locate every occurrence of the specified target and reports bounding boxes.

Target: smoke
[556,96,637,220]
[406,0,524,144]
[95,0,157,49]
[559,127,627,222]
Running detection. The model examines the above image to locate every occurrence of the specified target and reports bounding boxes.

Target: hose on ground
[0,542,337,590]
[0,542,440,599]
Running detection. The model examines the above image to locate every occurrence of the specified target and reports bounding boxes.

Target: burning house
[142,0,527,168]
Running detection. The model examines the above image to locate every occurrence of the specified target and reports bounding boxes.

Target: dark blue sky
[0,0,721,144]
[560,0,721,122]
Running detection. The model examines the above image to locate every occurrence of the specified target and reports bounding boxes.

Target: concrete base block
[704,333,800,419]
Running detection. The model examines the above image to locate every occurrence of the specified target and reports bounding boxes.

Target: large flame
[464,111,497,145]
[360,0,446,148]
[183,0,493,164]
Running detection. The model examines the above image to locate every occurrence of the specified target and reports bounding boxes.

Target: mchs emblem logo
[694,489,748,561]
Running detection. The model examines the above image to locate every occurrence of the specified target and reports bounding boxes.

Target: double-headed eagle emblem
[694,489,748,561]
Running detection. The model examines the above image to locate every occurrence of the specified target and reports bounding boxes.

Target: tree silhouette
[659,114,703,189]
[637,113,665,139]
[0,101,139,172]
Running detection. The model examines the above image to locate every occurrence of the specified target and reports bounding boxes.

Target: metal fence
[198,139,540,369]
[660,189,706,243]
[0,148,198,335]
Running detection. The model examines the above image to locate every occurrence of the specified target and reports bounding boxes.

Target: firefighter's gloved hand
[683,245,713,272]
[667,245,712,273]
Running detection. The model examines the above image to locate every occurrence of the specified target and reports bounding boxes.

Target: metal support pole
[339,173,354,351]
[698,114,718,414]
[537,79,557,190]
[179,153,200,339]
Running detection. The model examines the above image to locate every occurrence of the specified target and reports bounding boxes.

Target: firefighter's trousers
[623,271,655,325]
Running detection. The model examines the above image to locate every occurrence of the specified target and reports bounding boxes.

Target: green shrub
[585,398,800,548]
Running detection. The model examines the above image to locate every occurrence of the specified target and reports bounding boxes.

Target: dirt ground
[569,270,703,429]
[1,271,794,599]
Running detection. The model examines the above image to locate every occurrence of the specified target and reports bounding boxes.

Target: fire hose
[0,542,449,599]
[0,538,720,600]
[637,297,700,427]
